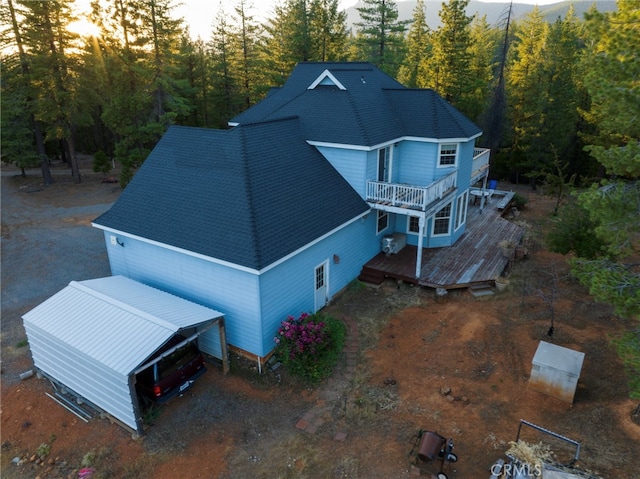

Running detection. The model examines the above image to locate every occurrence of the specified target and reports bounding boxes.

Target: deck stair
[358,266,385,286]
[468,283,495,298]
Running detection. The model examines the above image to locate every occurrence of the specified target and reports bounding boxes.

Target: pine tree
[90,0,189,186]
[505,7,549,184]
[209,5,242,127]
[308,0,349,62]
[541,7,582,171]
[571,0,640,318]
[464,15,497,123]
[16,0,84,183]
[423,0,474,107]
[231,0,263,109]
[354,0,409,76]
[261,0,309,86]
[397,0,430,88]
[1,0,52,183]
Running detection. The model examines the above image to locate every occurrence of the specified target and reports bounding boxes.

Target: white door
[314,261,328,312]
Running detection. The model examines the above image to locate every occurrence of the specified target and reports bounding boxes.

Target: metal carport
[22,275,227,436]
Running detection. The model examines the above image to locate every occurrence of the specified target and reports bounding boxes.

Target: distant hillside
[345,1,618,29]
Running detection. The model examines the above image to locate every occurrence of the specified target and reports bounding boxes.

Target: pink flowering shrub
[274,312,345,383]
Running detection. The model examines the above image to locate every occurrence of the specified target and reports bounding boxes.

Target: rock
[440,386,451,396]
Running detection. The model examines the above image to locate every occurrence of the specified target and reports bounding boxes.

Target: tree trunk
[66,128,81,184]
[34,121,53,185]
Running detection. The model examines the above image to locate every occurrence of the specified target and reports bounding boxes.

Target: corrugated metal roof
[22,276,224,375]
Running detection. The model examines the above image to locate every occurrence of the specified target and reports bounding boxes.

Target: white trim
[313,259,330,312]
[308,141,370,151]
[308,133,481,151]
[92,223,260,274]
[92,210,370,276]
[308,69,346,90]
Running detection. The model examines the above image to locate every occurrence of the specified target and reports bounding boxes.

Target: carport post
[219,317,229,374]
[129,374,145,437]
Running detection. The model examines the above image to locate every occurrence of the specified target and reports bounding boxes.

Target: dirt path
[2,166,638,479]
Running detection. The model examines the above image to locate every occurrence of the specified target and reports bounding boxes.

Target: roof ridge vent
[308,69,346,91]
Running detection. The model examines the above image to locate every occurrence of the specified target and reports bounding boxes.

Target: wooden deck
[359,192,523,290]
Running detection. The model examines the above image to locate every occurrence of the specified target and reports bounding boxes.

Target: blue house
[92,62,492,364]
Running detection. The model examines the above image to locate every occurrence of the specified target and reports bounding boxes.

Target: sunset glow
[67,17,100,37]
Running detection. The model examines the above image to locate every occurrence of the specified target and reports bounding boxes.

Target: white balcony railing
[366,170,457,211]
[471,148,490,182]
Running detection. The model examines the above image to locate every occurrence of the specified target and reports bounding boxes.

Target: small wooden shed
[529,341,585,403]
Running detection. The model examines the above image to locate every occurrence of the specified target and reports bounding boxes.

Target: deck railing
[471,148,490,183]
[366,170,457,211]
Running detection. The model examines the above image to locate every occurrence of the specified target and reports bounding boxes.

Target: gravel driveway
[1,166,119,386]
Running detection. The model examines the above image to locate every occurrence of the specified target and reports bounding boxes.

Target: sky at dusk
[72,0,573,41]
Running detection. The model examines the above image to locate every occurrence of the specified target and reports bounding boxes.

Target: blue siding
[395,141,438,185]
[456,140,475,191]
[316,146,367,198]
[103,232,262,357]
[103,217,380,359]
[257,216,379,356]
[365,150,377,181]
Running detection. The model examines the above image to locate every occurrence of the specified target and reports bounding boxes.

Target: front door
[314,261,328,312]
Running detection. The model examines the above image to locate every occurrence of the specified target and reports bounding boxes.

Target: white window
[408,216,420,233]
[377,210,388,233]
[432,203,452,236]
[454,192,468,230]
[439,144,457,167]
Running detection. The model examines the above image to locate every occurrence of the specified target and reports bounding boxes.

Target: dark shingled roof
[93,119,369,270]
[231,62,482,145]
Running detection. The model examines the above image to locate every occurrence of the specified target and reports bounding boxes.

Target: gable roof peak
[308,69,346,91]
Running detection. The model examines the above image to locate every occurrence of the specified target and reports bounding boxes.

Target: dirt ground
[1,162,639,479]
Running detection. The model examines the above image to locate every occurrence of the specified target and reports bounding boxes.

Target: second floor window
[439,144,457,167]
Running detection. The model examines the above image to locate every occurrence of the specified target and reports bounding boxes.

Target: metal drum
[417,431,446,462]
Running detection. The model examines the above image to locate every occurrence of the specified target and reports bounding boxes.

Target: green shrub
[273,312,346,384]
[513,192,528,209]
[546,199,605,259]
[92,150,112,175]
